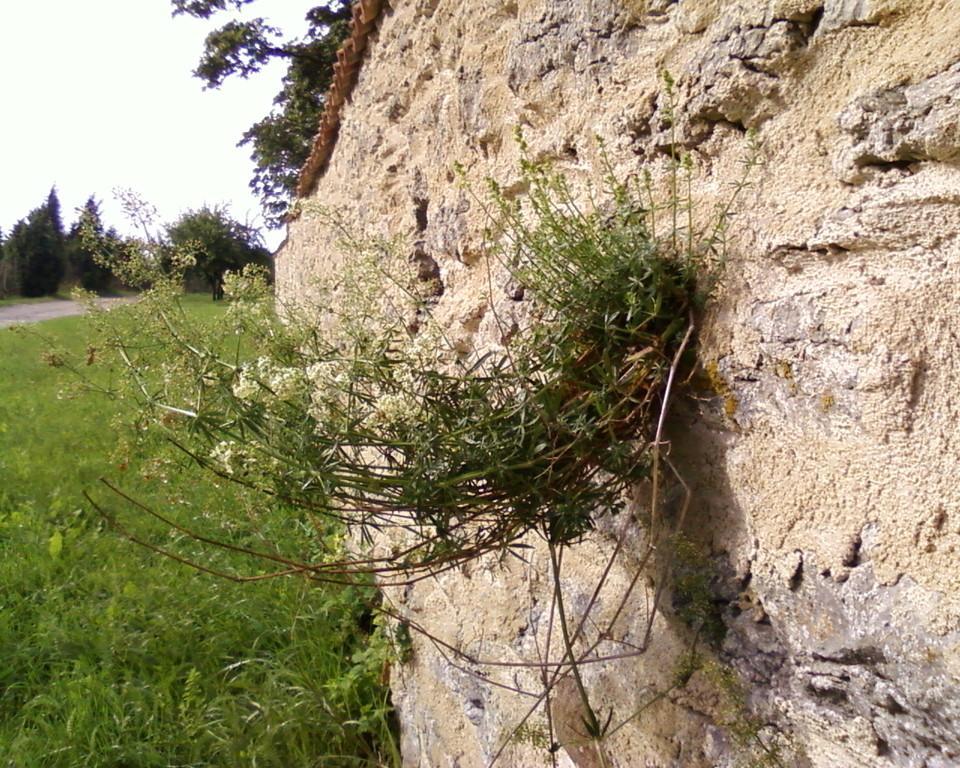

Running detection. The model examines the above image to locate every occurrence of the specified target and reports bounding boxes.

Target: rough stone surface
[278,1,960,765]
[835,62,960,182]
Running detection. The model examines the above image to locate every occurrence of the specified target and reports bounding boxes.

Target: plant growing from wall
[77,152,711,575]
[66,114,765,764]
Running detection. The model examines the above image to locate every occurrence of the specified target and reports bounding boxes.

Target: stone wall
[277,1,960,765]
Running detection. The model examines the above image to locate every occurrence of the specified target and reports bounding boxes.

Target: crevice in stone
[882,694,907,716]
[504,278,525,302]
[414,195,429,233]
[410,240,443,297]
[806,5,825,39]
[813,646,886,666]
[832,19,880,32]
[788,552,804,591]
[932,507,948,532]
[703,116,749,136]
[876,736,891,757]
[906,359,928,418]
[852,156,916,175]
[807,684,849,706]
[841,532,862,568]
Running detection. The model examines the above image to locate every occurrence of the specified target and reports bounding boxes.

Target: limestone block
[835,62,960,183]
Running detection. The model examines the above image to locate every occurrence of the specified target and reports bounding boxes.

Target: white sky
[0,1,317,251]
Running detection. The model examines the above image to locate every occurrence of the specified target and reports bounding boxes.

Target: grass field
[0,297,399,767]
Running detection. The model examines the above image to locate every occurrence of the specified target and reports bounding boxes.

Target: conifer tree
[11,189,66,297]
[66,196,118,292]
[3,220,27,297]
[0,226,11,297]
[45,187,64,245]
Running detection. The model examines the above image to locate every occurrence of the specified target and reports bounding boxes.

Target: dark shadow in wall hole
[414,196,429,232]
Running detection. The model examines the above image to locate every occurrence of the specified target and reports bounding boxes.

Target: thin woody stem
[547,540,600,738]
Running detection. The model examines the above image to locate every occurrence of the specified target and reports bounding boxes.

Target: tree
[1,222,24,297]
[7,189,66,297]
[0,226,13,298]
[66,197,121,292]
[173,1,352,227]
[45,187,64,245]
[166,206,271,300]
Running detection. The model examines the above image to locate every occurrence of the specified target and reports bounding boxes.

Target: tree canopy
[173,1,352,227]
[166,206,271,300]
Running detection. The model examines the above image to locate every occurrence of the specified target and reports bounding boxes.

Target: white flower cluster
[370,391,420,428]
[407,321,448,366]
[305,359,350,390]
[304,358,352,423]
[222,265,270,301]
[303,349,428,431]
[233,357,305,402]
[209,438,282,477]
[232,366,261,401]
[364,319,457,429]
[209,440,243,475]
[166,247,197,273]
[223,266,274,332]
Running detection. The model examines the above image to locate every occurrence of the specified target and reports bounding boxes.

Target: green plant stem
[547,540,600,739]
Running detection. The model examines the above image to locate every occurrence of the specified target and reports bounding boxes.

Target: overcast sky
[0,1,316,251]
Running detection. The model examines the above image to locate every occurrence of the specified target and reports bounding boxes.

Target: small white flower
[372,392,420,427]
[232,367,260,401]
[209,440,238,474]
[266,365,303,399]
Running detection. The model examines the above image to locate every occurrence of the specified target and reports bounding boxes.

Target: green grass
[0,298,399,767]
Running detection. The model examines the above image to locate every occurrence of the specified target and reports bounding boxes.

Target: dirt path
[0,297,136,328]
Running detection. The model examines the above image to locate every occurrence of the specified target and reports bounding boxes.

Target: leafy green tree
[7,189,66,297]
[66,197,121,292]
[166,206,271,300]
[173,1,352,227]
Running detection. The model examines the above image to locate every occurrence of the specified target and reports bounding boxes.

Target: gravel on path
[0,297,136,329]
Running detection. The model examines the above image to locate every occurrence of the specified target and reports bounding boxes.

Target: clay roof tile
[293,0,386,204]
